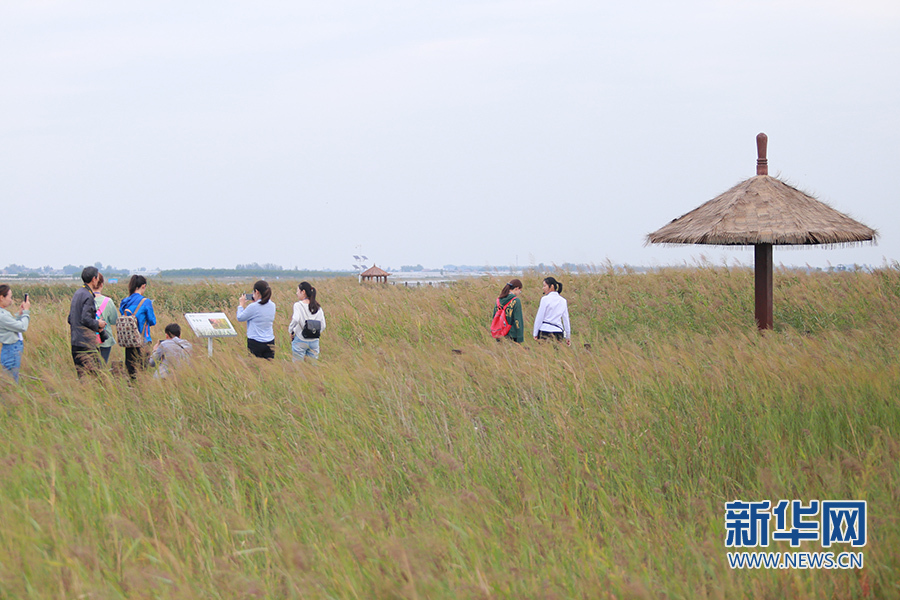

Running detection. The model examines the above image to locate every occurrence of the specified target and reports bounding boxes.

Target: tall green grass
[1,268,898,598]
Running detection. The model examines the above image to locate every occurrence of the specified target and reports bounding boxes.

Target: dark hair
[299,281,320,314]
[498,278,523,299]
[164,323,181,338]
[543,276,563,295]
[254,280,272,305]
[97,273,105,287]
[0,285,10,299]
[128,274,147,295]
[82,266,99,284]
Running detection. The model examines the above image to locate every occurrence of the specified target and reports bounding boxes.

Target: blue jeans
[291,337,320,362]
[1,340,24,383]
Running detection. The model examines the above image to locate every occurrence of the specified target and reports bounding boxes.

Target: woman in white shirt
[533,276,571,346]
[289,281,326,362]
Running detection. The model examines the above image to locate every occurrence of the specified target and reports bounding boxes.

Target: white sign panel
[185,312,238,338]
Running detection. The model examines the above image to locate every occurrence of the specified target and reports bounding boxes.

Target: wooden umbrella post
[754,133,773,330]
[755,243,773,330]
[756,133,768,176]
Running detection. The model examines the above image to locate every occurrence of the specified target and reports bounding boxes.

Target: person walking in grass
[493,279,525,343]
[533,276,571,346]
[237,280,276,359]
[93,273,118,364]
[69,267,106,377]
[289,281,326,362]
[0,284,30,383]
[119,274,157,377]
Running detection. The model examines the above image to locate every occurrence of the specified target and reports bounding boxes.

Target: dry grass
[1,268,898,598]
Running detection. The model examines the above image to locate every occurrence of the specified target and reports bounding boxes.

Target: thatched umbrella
[647,133,876,330]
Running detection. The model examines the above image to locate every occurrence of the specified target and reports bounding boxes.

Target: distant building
[359,265,390,283]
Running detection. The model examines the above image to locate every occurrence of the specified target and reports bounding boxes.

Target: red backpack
[490,297,516,338]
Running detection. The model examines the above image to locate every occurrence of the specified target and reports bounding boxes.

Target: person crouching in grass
[149,323,193,379]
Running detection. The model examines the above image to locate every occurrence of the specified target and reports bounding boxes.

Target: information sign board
[184,313,238,356]
[185,313,238,338]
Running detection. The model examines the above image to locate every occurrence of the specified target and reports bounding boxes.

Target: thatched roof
[647,175,877,246]
[360,265,390,277]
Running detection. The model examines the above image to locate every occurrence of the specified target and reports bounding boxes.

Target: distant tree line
[2,263,129,278]
[234,263,286,271]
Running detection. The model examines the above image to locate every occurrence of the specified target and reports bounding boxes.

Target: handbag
[301,319,322,339]
[117,298,148,348]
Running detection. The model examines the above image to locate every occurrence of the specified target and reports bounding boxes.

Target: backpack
[490,297,516,338]
[301,319,322,339]
[117,298,148,348]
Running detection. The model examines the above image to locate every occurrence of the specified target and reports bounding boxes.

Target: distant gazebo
[359,265,390,284]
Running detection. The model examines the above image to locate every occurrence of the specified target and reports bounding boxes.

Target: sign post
[184,313,238,356]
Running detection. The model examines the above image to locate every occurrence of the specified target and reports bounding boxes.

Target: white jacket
[289,301,326,341]
[532,291,571,339]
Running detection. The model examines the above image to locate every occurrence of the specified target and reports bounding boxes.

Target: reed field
[1,266,898,599]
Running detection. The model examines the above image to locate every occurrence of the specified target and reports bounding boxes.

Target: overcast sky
[2,0,898,271]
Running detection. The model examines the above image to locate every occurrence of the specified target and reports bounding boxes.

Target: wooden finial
[756,133,768,176]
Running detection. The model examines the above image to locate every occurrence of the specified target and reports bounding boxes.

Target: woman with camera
[0,284,30,383]
[237,280,276,359]
[289,281,326,362]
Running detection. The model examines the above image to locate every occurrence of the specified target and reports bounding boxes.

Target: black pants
[125,345,149,378]
[72,345,100,378]
[536,331,565,341]
[247,338,275,360]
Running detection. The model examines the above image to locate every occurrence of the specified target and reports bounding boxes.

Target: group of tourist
[1,269,569,384]
[64,267,160,377]
[493,276,572,345]
[235,279,327,361]
[0,267,328,383]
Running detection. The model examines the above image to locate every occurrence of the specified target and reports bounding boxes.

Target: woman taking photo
[0,284,30,383]
[289,281,326,362]
[237,280,276,359]
[493,278,524,343]
[533,276,571,345]
[119,274,157,376]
